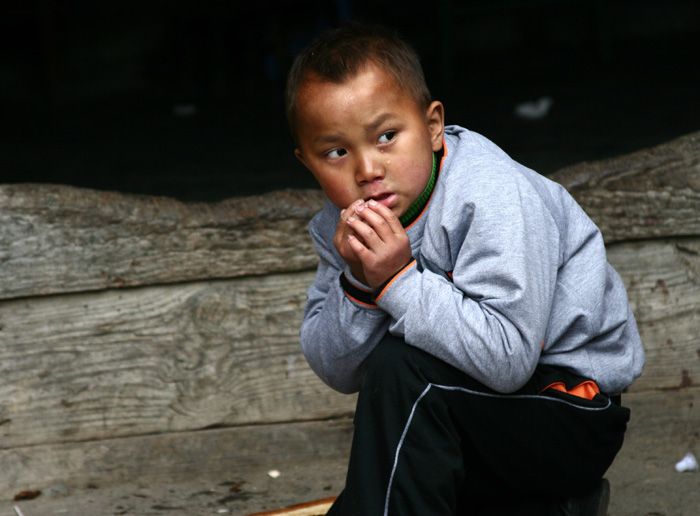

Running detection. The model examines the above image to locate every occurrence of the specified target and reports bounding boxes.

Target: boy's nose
[355,154,384,184]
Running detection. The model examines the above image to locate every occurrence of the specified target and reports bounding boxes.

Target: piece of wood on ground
[245,496,337,516]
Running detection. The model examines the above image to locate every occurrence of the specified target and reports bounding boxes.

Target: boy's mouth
[365,192,397,208]
[365,193,392,202]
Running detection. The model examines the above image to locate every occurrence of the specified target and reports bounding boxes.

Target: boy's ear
[294,148,309,169]
[425,101,445,152]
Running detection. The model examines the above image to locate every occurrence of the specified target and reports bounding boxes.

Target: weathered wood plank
[551,131,700,244]
[0,272,356,448]
[0,418,354,498]
[1,238,698,450]
[607,238,700,393]
[0,185,327,300]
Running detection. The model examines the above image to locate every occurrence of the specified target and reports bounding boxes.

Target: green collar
[399,152,438,227]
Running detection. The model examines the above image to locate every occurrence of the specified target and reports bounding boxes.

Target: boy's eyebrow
[313,134,342,145]
[311,113,397,146]
[366,112,396,134]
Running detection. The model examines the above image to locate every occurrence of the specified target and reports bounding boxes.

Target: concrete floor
[2,426,699,516]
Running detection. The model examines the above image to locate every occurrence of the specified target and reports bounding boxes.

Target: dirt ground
[2,428,699,516]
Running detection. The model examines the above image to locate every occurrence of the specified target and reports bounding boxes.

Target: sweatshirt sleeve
[375,167,560,393]
[299,208,390,394]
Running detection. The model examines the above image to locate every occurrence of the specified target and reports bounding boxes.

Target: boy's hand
[333,200,369,284]
[335,200,412,289]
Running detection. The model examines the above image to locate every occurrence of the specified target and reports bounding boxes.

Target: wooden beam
[0,185,326,300]
[3,168,700,449]
[0,272,356,448]
[0,237,697,451]
[607,238,700,393]
[550,131,700,244]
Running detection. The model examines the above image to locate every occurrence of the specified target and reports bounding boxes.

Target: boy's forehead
[298,64,406,108]
[298,68,409,129]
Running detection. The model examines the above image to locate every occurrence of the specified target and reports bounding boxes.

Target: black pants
[327,334,629,516]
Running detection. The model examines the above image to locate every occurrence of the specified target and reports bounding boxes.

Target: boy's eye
[326,148,347,159]
[378,131,396,144]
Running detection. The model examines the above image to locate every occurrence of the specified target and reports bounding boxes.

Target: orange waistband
[541,380,600,400]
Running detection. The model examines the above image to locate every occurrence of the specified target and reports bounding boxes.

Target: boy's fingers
[334,206,368,261]
[347,234,369,257]
[347,216,383,249]
[354,204,400,241]
[355,210,389,239]
[365,200,405,234]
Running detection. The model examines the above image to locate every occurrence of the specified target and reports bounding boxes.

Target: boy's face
[294,65,444,217]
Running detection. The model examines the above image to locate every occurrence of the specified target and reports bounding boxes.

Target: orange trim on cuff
[542,380,600,400]
[340,272,377,307]
[343,292,379,308]
[374,260,417,303]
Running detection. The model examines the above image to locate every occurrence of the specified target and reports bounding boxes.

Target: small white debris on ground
[267,469,281,478]
[675,452,698,472]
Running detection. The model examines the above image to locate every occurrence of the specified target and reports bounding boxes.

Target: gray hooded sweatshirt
[300,125,645,395]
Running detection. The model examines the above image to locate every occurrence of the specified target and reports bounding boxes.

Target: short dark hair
[285,22,432,144]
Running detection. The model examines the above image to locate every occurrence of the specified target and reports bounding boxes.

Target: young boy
[285,22,645,516]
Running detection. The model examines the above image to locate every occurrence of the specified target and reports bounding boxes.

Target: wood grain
[0,185,326,300]
[551,131,700,243]
[607,238,700,393]
[1,237,696,451]
[0,272,356,448]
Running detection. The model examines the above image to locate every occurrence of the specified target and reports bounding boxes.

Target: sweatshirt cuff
[340,271,377,308]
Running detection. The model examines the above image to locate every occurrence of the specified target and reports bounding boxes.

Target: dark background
[1,0,699,201]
